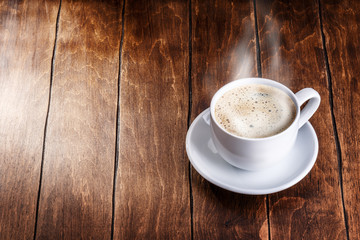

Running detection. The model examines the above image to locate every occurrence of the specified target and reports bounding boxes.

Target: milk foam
[214,84,296,138]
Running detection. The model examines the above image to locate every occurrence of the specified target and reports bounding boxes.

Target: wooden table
[0,0,358,239]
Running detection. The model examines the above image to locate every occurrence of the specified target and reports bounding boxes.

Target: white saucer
[186,108,318,195]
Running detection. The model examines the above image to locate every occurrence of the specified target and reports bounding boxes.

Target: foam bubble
[214,84,296,138]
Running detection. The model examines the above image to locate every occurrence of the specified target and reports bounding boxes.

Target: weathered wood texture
[1,0,360,239]
[191,0,268,239]
[0,1,59,239]
[256,0,346,239]
[35,1,122,239]
[113,0,191,239]
[321,0,360,239]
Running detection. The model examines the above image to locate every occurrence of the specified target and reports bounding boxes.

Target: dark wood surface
[322,1,360,239]
[114,0,190,239]
[35,1,122,239]
[0,0,358,239]
[257,1,346,239]
[0,1,59,239]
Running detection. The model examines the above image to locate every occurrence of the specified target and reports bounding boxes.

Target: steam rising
[229,12,285,82]
[230,22,256,80]
[263,17,284,81]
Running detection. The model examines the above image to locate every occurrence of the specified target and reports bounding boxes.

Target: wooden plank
[256,0,347,238]
[0,1,59,239]
[321,0,360,239]
[113,0,191,239]
[191,0,268,239]
[35,1,122,239]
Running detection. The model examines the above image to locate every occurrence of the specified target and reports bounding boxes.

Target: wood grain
[35,1,122,239]
[191,0,268,239]
[0,1,59,239]
[1,0,359,238]
[113,0,191,239]
[321,0,360,239]
[256,0,347,239]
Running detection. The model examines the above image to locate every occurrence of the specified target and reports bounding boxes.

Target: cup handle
[295,88,321,129]
[202,108,211,126]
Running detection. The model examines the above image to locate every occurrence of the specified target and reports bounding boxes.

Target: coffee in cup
[214,84,296,138]
[204,78,320,171]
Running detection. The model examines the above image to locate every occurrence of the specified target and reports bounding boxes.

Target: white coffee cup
[203,78,320,171]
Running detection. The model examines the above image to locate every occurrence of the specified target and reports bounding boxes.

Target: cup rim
[210,77,300,141]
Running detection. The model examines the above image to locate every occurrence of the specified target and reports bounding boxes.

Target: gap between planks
[187,0,194,239]
[252,1,272,240]
[33,0,62,239]
[317,0,350,239]
[111,0,126,239]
